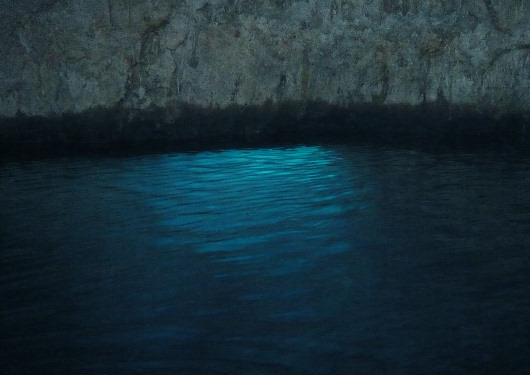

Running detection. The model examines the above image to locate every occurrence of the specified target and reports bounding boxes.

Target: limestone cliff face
[1,0,529,120]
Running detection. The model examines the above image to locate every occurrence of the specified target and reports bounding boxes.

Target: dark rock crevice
[482,0,512,36]
[489,44,530,68]
[119,13,174,108]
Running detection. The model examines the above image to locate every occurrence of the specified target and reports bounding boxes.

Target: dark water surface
[1,145,529,374]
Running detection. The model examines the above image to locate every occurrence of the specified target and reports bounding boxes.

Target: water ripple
[1,145,530,374]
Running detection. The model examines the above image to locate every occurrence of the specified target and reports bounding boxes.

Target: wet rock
[0,0,529,150]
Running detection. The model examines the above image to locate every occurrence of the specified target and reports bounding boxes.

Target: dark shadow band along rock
[1,102,528,156]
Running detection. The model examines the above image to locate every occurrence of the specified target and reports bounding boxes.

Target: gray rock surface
[0,0,529,146]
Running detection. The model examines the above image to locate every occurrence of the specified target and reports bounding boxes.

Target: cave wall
[0,0,529,120]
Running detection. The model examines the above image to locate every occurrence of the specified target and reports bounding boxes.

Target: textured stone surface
[0,0,529,147]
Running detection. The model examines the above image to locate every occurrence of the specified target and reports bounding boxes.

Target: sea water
[1,145,529,374]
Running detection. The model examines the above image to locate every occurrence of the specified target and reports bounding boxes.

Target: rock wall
[0,0,529,146]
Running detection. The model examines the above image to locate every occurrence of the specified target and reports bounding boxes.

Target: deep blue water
[1,145,529,374]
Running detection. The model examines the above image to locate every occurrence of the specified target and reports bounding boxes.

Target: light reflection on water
[1,145,529,374]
